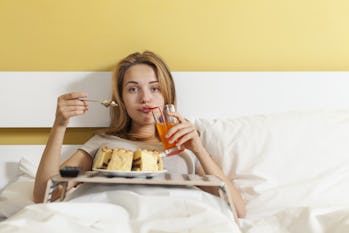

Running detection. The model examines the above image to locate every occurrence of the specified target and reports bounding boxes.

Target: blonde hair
[103,51,176,138]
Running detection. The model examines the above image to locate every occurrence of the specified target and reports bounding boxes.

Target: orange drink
[156,122,184,155]
[152,105,184,156]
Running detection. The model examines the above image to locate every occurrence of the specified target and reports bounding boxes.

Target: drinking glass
[152,104,185,156]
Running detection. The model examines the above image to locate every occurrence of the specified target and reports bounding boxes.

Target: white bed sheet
[240,206,349,233]
[0,184,240,233]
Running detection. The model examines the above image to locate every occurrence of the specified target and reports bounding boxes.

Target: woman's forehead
[124,64,158,84]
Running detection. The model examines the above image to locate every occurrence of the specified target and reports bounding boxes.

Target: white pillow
[194,109,349,216]
[0,157,36,218]
[0,146,75,219]
[0,146,96,219]
[17,156,40,179]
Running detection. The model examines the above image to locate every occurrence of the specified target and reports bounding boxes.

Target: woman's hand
[165,112,203,153]
[54,92,88,127]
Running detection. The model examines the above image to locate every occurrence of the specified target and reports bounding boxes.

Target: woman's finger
[59,99,88,108]
[60,92,88,101]
[56,104,88,121]
[175,129,197,146]
[167,121,197,143]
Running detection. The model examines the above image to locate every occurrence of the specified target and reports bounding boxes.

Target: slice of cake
[133,149,163,171]
[106,148,134,171]
[93,146,113,169]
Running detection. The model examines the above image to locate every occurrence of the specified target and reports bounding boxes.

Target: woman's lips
[141,106,159,113]
[142,108,151,113]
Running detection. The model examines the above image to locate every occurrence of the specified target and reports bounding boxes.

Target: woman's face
[122,64,165,126]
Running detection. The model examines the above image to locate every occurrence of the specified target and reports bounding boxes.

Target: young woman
[33,51,246,218]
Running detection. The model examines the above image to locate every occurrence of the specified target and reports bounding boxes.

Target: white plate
[93,169,167,178]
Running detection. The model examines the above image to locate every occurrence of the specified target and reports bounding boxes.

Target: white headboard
[2,71,349,127]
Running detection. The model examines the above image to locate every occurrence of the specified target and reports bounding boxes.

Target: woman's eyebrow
[125,81,138,85]
[125,80,159,86]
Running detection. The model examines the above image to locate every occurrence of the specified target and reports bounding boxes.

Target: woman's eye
[128,87,139,93]
[151,86,161,92]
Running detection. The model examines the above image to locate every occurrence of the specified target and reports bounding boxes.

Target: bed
[1,71,349,233]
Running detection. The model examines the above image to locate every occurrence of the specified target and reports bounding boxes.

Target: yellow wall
[1,0,349,144]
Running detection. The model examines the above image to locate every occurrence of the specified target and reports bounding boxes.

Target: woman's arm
[191,145,246,218]
[166,113,246,218]
[33,92,90,203]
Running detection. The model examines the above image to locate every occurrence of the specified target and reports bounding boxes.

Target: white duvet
[240,206,349,233]
[0,184,241,233]
[1,185,348,233]
[2,188,348,233]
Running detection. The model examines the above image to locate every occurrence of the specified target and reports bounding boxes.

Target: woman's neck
[128,124,159,143]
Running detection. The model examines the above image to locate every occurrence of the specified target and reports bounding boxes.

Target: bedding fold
[0,184,241,233]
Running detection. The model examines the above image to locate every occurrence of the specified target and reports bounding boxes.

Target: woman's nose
[140,89,151,103]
